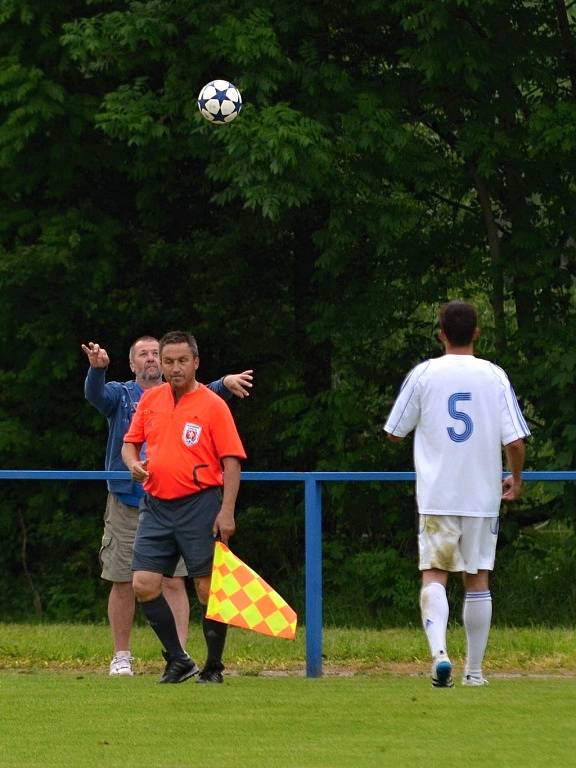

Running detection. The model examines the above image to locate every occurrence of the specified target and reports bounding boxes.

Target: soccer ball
[197,79,242,124]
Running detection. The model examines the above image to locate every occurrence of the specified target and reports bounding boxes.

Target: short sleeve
[124,398,146,444]
[384,362,429,437]
[499,380,531,445]
[210,400,247,460]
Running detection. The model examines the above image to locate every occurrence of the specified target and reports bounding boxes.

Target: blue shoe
[432,652,454,688]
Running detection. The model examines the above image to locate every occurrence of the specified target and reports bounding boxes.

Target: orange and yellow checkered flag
[206,542,297,640]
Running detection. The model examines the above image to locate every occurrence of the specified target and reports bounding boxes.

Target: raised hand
[81,341,110,369]
[222,370,254,399]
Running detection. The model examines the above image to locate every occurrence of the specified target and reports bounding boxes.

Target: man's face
[160,342,199,392]
[130,340,161,384]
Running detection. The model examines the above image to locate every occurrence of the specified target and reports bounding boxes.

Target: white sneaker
[431,652,454,688]
[109,654,134,676]
[462,674,489,687]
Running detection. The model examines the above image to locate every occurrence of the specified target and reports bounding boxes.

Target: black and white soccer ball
[197,79,242,124]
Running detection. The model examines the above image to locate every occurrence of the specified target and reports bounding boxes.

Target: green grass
[2,622,576,674]
[2,672,575,768]
[2,623,576,767]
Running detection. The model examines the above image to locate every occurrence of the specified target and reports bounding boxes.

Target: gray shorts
[132,488,222,578]
[99,493,187,582]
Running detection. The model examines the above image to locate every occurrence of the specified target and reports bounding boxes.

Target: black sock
[141,594,186,659]
[202,612,228,670]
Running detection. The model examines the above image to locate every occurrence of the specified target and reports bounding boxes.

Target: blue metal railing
[0,469,572,677]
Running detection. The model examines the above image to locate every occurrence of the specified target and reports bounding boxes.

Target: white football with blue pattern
[197,79,242,124]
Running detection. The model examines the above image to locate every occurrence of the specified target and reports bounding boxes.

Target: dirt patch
[4,660,576,679]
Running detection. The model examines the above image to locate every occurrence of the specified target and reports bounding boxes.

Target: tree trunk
[471,170,506,353]
[17,508,43,617]
[554,0,576,98]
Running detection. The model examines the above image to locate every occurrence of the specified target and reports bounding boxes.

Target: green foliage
[206,104,332,217]
[323,542,419,626]
[96,79,170,145]
[1,0,576,623]
[493,522,576,625]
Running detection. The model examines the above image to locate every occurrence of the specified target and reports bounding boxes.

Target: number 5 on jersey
[447,392,473,442]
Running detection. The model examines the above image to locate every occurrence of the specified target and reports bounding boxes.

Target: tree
[2,0,576,621]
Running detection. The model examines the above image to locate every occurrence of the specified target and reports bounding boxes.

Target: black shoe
[196,665,224,684]
[159,652,199,684]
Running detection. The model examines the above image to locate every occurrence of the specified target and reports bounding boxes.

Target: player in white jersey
[385,301,529,688]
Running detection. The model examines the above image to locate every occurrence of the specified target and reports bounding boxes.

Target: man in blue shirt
[83,335,253,676]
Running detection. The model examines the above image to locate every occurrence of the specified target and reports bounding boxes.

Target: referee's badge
[182,422,202,446]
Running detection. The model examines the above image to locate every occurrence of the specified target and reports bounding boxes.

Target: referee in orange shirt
[122,330,247,684]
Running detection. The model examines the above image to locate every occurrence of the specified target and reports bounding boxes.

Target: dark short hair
[159,331,199,357]
[439,301,478,346]
[129,335,158,361]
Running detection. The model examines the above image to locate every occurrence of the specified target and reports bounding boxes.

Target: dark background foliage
[2,0,576,624]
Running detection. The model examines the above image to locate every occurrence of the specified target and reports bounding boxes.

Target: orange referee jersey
[124,382,246,500]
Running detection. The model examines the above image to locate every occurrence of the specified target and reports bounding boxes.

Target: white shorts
[418,515,499,574]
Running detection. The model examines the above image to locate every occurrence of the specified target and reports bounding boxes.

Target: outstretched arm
[222,370,253,398]
[207,370,254,401]
[82,341,120,415]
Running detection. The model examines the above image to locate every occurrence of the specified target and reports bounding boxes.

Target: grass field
[3,672,576,768]
[2,622,576,674]
[2,623,576,768]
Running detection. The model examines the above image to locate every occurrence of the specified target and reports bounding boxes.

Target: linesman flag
[206,542,297,640]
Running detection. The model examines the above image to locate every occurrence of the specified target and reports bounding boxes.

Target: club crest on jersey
[182,422,202,447]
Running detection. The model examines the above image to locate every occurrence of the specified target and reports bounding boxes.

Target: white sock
[463,591,492,677]
[115,649,131,658]
[420,582,449,658]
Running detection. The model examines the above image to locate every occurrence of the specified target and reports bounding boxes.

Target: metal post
[304,476,322,677]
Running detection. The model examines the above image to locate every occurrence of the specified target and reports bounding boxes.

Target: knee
[111,580,134,597]
[194,577,210,605]
[162,576,186,595]
[464,570,490,592]
[132,572,161,603]
[421,569,448,588]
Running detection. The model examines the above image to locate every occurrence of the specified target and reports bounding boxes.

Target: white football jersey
[384,355,530,517]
